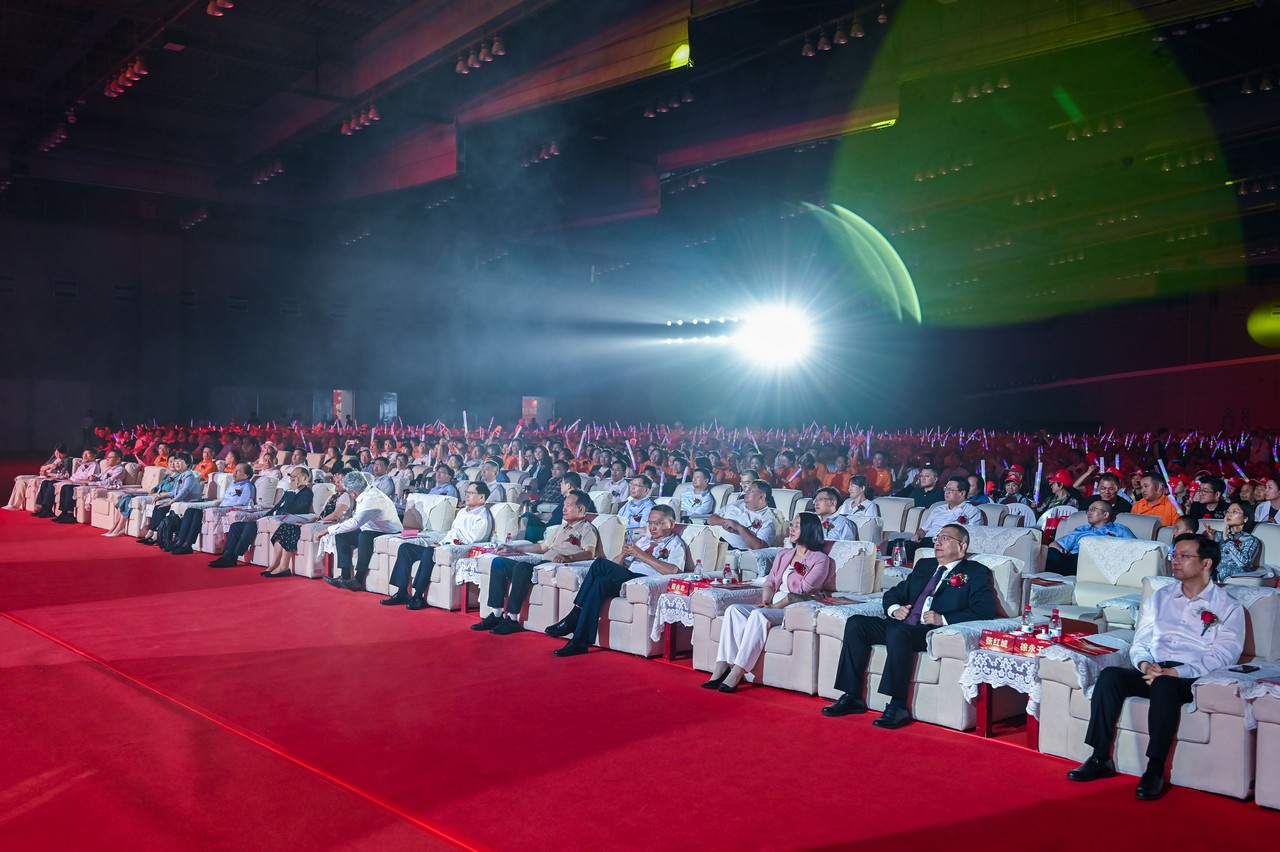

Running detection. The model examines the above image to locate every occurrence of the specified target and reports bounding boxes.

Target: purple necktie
[905,565,946,625]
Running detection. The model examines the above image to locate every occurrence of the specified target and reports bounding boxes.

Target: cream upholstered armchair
[805,553,1029,730]
[1257,693,1280,810]
[91,464,167,531]
[1037,579,1280,799]
[548,525,704,658]
[691,540,881,691]
[367,493,459,589]
[1029,537,1170,630]
[72,462,142,524]
[249,482,335,569]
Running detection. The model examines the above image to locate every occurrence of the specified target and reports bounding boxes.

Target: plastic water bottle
[1021,605,1033,633]
[723,560,734,582]
[694,559,704,581]
[891,543,906,567]
[1049,608,1062,641]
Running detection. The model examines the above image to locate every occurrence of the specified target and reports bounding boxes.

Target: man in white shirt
[603,460,630,505]
[321,471,404,591]
[680,468,716,520]
[546,504,687,656]
[1067,533,1245,800]
[813,487,858,541]
[916,476,986,545]
[381,481,495,610]
[617,475,656,535]
[709,480,776,550]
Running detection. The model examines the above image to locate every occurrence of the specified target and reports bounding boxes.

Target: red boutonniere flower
[793,560,808,576]
[632,513,642,522]
[949,573,967,587]
[568,534,581,546]
[822,519,833,531]
[957,515,968,524]
[655,548,669,560]
[452,539,461,545]
[750,520,763,530]
[1199,609,1219,636]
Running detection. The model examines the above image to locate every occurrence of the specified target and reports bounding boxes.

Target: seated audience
[679,468,716,520]
[1254,476,1280,524]
[617,475,656,535]
[1206,502,1261,580]
[1187,476,1227,522]
[1131,473,1182,526]
[704,512,833,692]
[208,466,315,568]
[166,462,257,554]
[813,487,857,540]
[823,524,996,727]
[1066,534,1243,800]
[708,480,777,550]
[1045,500,1136,575]
[380,481,495,609]
[262,474,350,577]
[545,504,686,656]
[839,475,880,518]
[472,490,597,635]
[915,476,986,547]
[320,471,403,590]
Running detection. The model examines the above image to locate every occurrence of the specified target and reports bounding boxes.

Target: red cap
[1048,469,1073,486]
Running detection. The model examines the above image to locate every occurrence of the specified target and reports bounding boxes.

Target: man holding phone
[1066,534,1245,800]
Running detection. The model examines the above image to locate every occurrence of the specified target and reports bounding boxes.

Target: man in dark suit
[821,523,998,728]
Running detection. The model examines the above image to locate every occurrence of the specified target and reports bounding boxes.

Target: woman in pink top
[703,512,833,693]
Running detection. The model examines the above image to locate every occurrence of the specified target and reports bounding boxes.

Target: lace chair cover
[742,547,783,580]
[1029,575,1077,608]
[1081,538,1166,584]
[965,527,1035,555]
[651,582,766,641]
[1038,504,1077,528]
[1096,594,1142,621]
[1032,631,1134,718]
[925,617,1022,661]
[1005,503,1037,527]
[1194,662,1280,729]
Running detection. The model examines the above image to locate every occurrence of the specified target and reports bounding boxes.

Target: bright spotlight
[666,320,672,326]
[734,306,812,368]
[691,319,699,325]
[676,320,683,326]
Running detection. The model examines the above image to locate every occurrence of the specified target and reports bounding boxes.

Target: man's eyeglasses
[934,534,960,544]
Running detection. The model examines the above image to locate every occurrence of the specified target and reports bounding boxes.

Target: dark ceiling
[1,0,1277,329]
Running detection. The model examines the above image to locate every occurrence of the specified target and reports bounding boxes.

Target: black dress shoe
[1135,771,1167,800]
[872,705,913,729]
[471,612,504,631]
[701,672,729,689]
[380,591,409,606]
[822,694,868,717]
[32,509,54,518]
[406,595,426,610]
[324,576,350,589]
[545,614,577,638]
[1066,756,1117,782]
[52,514,78,524]
[490,617,523,635]
[138,538,157,546]
[553,640,589,657]
[208,557,237,568]
[717,681,740,694]
[262,570,292,578]
[169,545,194,555]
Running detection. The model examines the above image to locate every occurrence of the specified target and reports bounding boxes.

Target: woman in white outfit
[840,474,881,518]
[703,512,833,693]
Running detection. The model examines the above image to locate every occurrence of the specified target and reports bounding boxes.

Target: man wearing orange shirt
[823,454,852,494]
[1131,473,1182,527]
[861,451,894,496]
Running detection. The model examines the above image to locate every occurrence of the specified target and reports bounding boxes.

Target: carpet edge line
[0,609,491,852]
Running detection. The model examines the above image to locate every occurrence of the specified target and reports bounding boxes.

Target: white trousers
[6,475,37,509]
[718,603,785,671]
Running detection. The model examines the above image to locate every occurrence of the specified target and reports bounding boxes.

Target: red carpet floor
[1,485,1277,850]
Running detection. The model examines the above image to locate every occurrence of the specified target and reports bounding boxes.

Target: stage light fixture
[800,36,815,57]
[733,306,812,368]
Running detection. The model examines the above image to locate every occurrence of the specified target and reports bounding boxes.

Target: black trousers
[174,508,205,547]
[334,529,378,580]
[1085,666,1196,769]
[487,556,536,613]
[570,558,642,645]
[389,543,436,596]
[222,520,259,559]
[1045,548,1079,576]
[35,479,56,510]
[146,505,171,537]
[834,615,932,702]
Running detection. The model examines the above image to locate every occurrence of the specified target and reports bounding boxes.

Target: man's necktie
[905,565,947,625]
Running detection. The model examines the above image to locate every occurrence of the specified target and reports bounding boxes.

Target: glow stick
[1033,461,1043,504]
[1114,454,1120,471]
[518,449,524,468]
[980,459,986,484]
[1157,459,1176,507]
[1233,462,1248,480]
[462,410,468,436]
[788,467,801,482]
[513,423,523,439]
[626,439,636,469]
